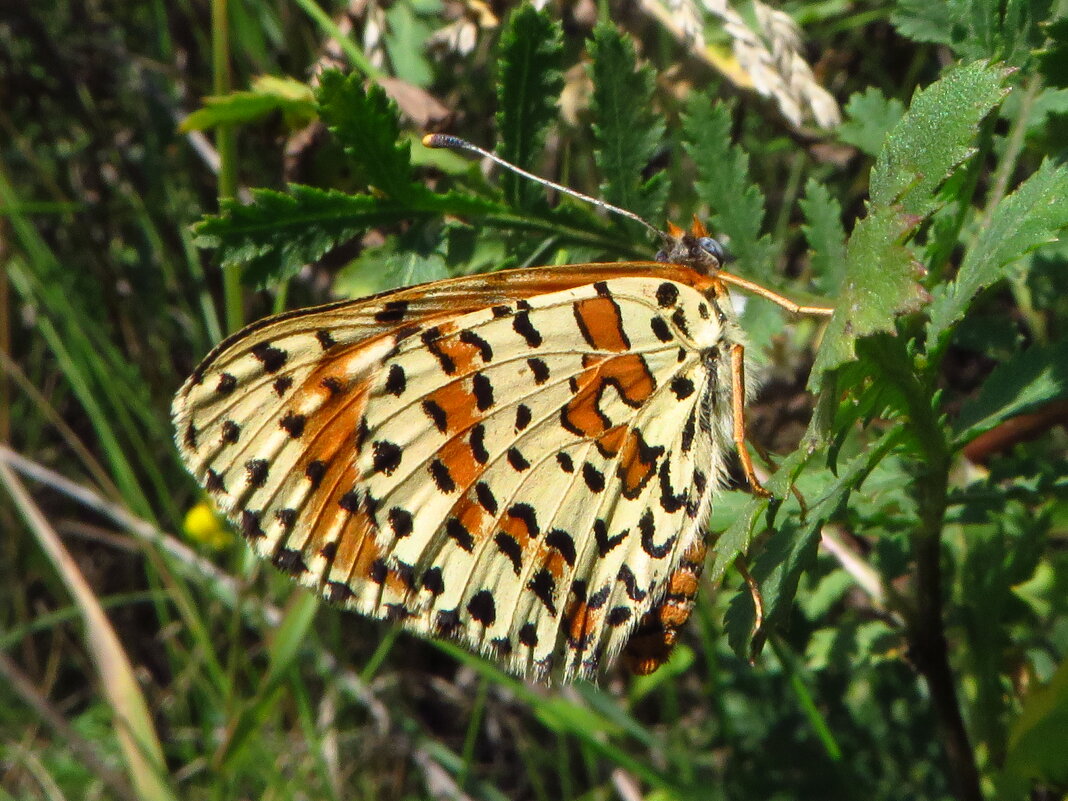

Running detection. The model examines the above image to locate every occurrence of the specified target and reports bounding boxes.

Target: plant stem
[211,0,242,333]
[869,337,982,801]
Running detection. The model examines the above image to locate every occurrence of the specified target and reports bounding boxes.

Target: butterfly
[172,134,833,683]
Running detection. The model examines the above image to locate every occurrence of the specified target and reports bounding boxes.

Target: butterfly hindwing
[172,263,737,682]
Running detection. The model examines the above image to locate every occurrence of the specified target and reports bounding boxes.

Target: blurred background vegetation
[2,1,1067,800]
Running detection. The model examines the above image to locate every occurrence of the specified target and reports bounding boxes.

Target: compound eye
[697,236,726,263]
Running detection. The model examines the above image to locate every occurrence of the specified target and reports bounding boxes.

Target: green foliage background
[2,2,1067,800]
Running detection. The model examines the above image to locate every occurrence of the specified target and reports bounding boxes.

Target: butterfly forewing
[173,263,738,682]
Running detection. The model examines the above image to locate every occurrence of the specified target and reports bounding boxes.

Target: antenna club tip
[421,133,442,148]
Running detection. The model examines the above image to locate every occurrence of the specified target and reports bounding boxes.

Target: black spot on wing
[527,568,557,616]
[315,329,338,349]
[305,460,326,487]
[385,364,406,396]
[221,420,240,444]
[467,590,496,625]
[518,622,538,646]
[656,282,679,307]
[429,459,456,493]
[205,468,225,493]
[273,548,308,575]
[651,316,673,342]
[515,404,532,431]
[545,529,576,567]
[241,510,265,540]
[670,376,695,400]
[607,606,631,626]
[594,519,626,556]
[671,307,690,338]
[446,517,474,551]
[513,311,542,347]
[280,411,306,438]
[216,373,237,395]
[475,482,498,514]
[495,533,523,573]
[389,507,413,538]
[507,503,540,536]
[245,459,269,487]
[251,342,288,373]
[375,299,409,323]
[372,441,402,475]
[422,567,445,595]
[582,462,605,493]
[472,373,495,411]
[338,489,360,512]
[507,447,530,471]
[616,564,647,601]
[422,399,448,432]
[459,329,493,362]
[527,357,550,384]
[638,509,676,558]
[470,424,489,464]
[273,376,293,396]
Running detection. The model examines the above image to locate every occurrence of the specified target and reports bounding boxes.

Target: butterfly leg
[735,555,768,660]
[622,538,709,676]
[730,343,772,498]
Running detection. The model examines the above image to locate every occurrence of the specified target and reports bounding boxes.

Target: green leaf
[870,61,1010,217]
[682,98,775,283]
[952,340,1068,445]
[194,185,500,287]
[1000,658,1068,792]
[810,62,1010,382]
[495,6,564,210]
[809,207,923,382]
[722,446,873,657]
[892,0,1041,62]
[1036,18,1068,87]
[799,178,847,294]
[927,159,1068,352]
[316,70,417,200]
[588,23,668,233]
[837,88,905,158]
[891,0,956,46]
[708,450,810,585]
[180,75,316,131]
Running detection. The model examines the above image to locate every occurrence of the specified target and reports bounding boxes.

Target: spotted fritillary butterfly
[172,135,832,683]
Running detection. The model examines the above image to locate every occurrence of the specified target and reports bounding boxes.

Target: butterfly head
[655,218,729,276]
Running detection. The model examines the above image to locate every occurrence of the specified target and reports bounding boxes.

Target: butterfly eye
[697,236,726,264]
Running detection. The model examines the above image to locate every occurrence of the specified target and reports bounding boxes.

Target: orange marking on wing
[564,599,601,648]
[600,353,656,405]
[501,510,536,550]
[562,357,611,437]
[595,425,629,457]
[562,354,657,438]
[617,430,660,498]
[454,494,490,542]
[426,383,479,435]
[622,539,708,676]
[437,433,481,488]
[538,549,569,580]
[435,326,487,374]
[574,296,629,352]
[331,509,380,581]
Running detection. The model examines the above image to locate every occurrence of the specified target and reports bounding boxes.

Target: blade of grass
[0,459,177,801]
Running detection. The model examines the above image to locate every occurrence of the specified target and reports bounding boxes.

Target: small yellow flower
[183,501,233,550]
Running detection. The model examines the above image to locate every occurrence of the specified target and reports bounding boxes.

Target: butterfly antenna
[423,133,667,243]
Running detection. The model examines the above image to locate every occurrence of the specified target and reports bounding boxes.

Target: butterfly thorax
[654,220,727,279]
